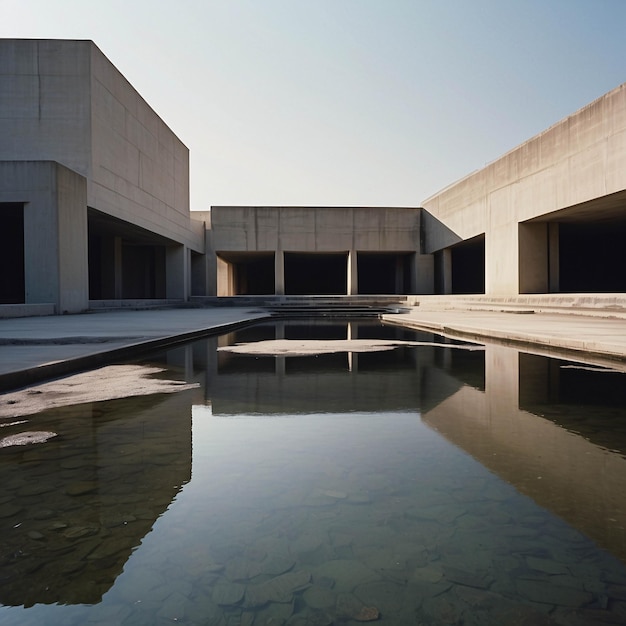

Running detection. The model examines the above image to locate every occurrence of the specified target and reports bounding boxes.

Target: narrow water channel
[0,320,625,625]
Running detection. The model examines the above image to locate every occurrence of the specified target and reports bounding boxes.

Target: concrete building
[198,206,433,296]
[0,38,624,316]
[0,39,204,314]
[422,83,626,296]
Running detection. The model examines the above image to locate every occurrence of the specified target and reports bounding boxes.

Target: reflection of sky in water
[0,320,625,625]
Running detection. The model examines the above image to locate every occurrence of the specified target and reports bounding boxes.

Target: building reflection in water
[196,320,626,562]
[421,342,626,563]
[1,319,624,609]
[0,388,194,607]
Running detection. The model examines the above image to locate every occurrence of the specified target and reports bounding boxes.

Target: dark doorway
[434,235,485,294]
[88,209,172,300]
[559,220,626,292]
[121,245,166,298]
[284,253,347,295]
[0,203,25,304]
[232,253,275,295]
[358,253,412,294]
[451,235,485,294]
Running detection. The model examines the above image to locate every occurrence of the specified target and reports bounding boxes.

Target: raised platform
[189,295,411,318]
[406,294,626,319]
[0,303,56,318]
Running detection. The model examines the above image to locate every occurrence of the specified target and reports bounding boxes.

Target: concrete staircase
[189,295,411,318]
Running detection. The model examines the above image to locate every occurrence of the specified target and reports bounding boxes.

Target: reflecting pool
[0,320,625,625]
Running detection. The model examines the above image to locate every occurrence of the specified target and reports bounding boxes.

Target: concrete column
[205,251,217,296]
[414,253,434,294]
[21,162,89,313]
[347,250,358,295]
[441,248,453,294]
[548,222,560,293]
[216,256,232,296]
[519,222,548,294]
[205,231,217,296]
[56,166,89,312]
[275,250,285,295]
[24,191,59,307]
[166,243,188,300]
[485,223,518,295]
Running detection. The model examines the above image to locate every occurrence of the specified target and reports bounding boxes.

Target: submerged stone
[0,431,57,447]
[212,582,245,606]
[245,569,312,608]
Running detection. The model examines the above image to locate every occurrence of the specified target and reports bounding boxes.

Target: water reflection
[422,343,626,565]
[0,320,625,625]
[0,391,193,607]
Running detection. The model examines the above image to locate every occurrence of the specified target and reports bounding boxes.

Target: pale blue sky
[2,0,625,210]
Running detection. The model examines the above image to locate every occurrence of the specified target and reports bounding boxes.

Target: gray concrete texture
[422,83,626,295]
[0,306,623,394]
[0,39,202,251]
[0,308,269,391]
[209,206,421,252]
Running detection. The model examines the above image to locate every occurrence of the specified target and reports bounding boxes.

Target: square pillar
[16,162,88,313]
[166,243,189,300]
[275,250,285,295]
[442,248,453,294]
[486,223,518,295]
[548,223,560,293]
[519,222,548,294]
[414,253,434,294]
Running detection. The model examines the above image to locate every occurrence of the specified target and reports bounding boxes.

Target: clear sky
[2,0,625,210]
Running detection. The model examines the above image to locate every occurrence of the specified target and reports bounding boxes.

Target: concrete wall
[422,83,626,295]
[0,161,89,313]
[209,206,421,252]
[206,206,433,295]
[89,44,202,252]
[0,39,203,253]
[0,40,91,175]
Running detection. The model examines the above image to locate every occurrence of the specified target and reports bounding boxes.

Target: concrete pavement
[0,304,624,392]
[383,308,626,367]
[0,308,269,391]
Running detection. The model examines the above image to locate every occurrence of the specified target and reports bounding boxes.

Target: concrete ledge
[383,309,626,369]
[89,299,185,310]
[406,294,626,318]
[0,318,261,393]
[0,304,56,318]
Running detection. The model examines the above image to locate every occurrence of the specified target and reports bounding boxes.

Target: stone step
[406,294,626,319]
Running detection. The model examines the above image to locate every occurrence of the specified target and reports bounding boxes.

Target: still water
[0,320,625,625]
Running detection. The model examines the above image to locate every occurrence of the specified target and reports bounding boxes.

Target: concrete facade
[0,38,624,315]
[422,83,626,296]
[0,161,88,313]
[202,206,433,296]
[0,39,203,313]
